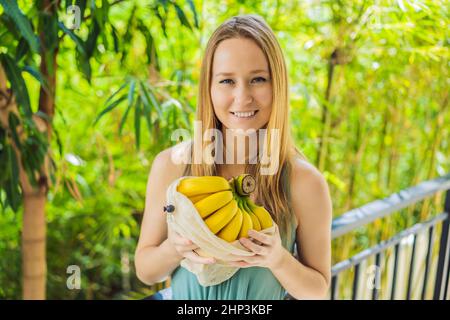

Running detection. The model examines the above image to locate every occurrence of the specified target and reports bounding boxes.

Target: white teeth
[232,111,256,118]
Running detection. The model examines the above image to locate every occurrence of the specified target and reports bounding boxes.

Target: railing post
[434,189,450,300]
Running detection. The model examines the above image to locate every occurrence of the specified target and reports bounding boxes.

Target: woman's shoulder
[150,141,192,182]
[289,156,332,219]
[289,156,324,183]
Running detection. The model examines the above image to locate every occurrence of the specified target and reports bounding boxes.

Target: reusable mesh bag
[165,176,276,286]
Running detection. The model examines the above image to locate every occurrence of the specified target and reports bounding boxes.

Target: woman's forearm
[135,239,182,286]
[270,249,330,300]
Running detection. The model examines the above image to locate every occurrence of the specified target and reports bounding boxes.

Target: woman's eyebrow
[214,69,269,77]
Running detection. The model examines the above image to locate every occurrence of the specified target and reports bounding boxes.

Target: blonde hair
[189,14,307,240]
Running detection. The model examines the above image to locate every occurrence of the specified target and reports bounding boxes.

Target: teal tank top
[171,220,297,300]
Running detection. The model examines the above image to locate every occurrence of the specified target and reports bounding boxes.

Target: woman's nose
[234,85,253,106]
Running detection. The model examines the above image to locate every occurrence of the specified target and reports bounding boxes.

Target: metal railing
[144,174,450,300]
[330,173,450,300]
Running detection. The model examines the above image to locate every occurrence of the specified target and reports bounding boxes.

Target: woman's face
[210,37,272,132]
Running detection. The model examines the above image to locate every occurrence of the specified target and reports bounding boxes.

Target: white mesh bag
[165,176,276,286]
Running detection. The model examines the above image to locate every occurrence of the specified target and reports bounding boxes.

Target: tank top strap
[280,160,298,252]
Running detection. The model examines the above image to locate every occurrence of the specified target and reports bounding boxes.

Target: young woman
[135,14,332,300]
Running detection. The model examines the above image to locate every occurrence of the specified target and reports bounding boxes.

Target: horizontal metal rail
[331,212,448,275]
[330,174,450,300]
[332,173,450,239]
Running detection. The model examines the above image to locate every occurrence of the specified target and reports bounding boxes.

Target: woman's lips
[230,110,259,119]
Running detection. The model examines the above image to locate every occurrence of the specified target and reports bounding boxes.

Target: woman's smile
[230,110,259,120]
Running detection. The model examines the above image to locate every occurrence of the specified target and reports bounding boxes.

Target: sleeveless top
[170,159,298,300]
[171,220,297,300]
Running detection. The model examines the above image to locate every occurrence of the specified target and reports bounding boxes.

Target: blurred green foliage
[0,0,448,299]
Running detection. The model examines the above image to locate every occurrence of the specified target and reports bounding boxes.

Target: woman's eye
[219,79,234,84]
[252,77,266,83]
[219,77,267,85]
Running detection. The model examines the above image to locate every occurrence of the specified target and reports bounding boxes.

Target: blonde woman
[135,15,332,300]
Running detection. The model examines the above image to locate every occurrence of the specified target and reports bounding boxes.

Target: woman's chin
[223,119,264,132]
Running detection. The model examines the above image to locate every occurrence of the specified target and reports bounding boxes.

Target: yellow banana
[234,174,256,196]
[249,213,261,231]
[242,198,261,231]
[217,207,243,242]
[238,208,253,239]
[178,174,270,244]
[204,199,238,234]
[189,193,213,204]
[245,198,273,229]
[194,190,233,218]
[177,176,231,197]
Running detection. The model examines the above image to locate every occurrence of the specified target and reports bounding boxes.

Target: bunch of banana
[176,174,273,243]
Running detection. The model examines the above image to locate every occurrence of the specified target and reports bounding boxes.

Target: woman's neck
[219,127,261,166]
[216,163,248,181]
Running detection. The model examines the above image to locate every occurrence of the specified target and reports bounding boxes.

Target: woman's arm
[134,149,183,285]
[272,159,332,299]
[135,146,215,285]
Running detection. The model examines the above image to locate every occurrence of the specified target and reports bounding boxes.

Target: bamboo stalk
[316,49,337,171]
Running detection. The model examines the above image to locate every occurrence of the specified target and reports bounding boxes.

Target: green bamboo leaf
[93,95,127,125]
[78,53,92,83]
[0,53,32,118]
[140,94,153,134]
[134,98,142,149]
[53,125,63,156]
[110,24,119,53]
[0,129,7,185]
[0,189,4,210]
[120,224,131,239]
[173,69,183,95]
[0,12,20,38]
[127,79,135,108]
[137,21,158,65]
[159,0,169,11]
[118,97,134,136]
[173,3,192,30]
[153,6,167,38]
[117,80,136,136]
[104,81,128,107]
[186,0,199,28]
[7,112,21,148]
[171,106,177,128]
[23,65,50,92]
[20,132,48,188]
[15,37,29,62]
[41,13,59,52]
[139,81,162,118]
[121,5,136,63]
[94,0,109,29]
[0,0,40,53]
[85,19,101,58]
[58,21,87,56]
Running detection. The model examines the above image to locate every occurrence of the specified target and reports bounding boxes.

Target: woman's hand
[228,224,288,270]
[167,227,216,264]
